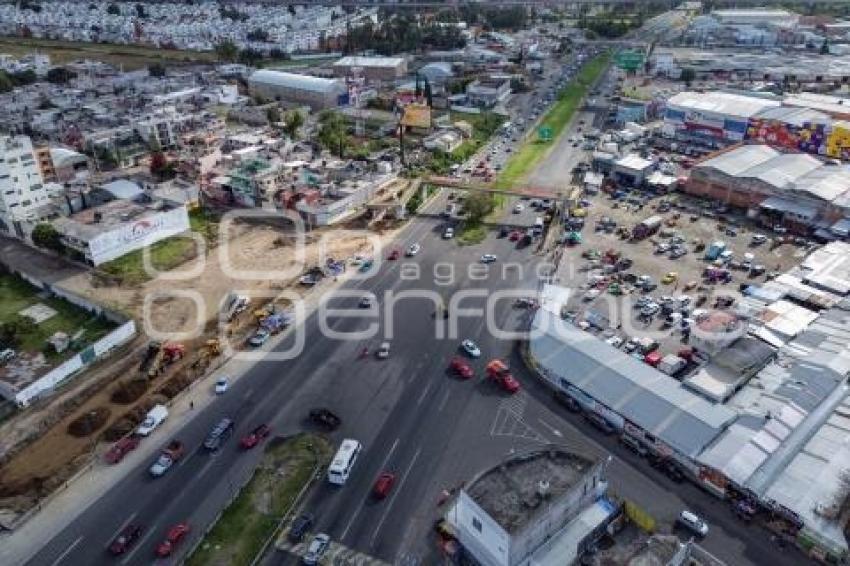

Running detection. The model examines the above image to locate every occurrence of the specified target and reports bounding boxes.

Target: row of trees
[343,16,466,55]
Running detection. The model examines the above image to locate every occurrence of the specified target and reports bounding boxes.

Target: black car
[498,226,510,238]
[288,513,314,543]
[109,524,143,555]
[308,408,341,431]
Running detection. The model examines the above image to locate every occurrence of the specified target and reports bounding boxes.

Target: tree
[424,77,433,108]
[821,39,830,55]
[464,193,495,224]
[31,223,64,252]
[283,110,304,139]
[106,3,120,16]
[317,111,349,158]
[149,152,174,180]
[266,105,281,125]
[0,71,13,93]
[0,315,36,348]
[46,67,76,84]
[288,4,296,16]
[680,67,696,87]
[148,62,166,78]
[246,28,269,42]
[214,40,239,62]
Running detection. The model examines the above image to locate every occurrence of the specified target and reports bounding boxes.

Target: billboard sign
[88,207,191,265]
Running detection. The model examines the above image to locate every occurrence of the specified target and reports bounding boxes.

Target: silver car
[302,533,330,565]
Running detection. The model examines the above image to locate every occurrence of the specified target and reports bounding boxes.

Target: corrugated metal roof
[530,308,736,458]
[667,90,781,120]
[248,69,344,95]
[334,56,405,68]
[754,106,831,127]
[698,144,779,176]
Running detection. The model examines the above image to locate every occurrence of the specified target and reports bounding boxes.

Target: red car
[387,249,401,260]
[508,230,521,241]
[449,357,474,379]
[156,523,190,557]
[104,436,140,464]
[109,524,143,555]
[240,424,271,449]
[373,472,396,499]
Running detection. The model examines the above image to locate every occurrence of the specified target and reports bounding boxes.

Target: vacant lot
[0,272,115,357]
[0,36,219,70]
[187,434,332,566]
[498,52,611,187]
[97,209,218,286]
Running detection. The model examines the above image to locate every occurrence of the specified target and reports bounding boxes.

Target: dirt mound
[66,407,111,437]
[102,417,136,442]
[111,379,149,404]
[158,372,192,399]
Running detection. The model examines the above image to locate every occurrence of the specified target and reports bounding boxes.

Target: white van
[136,404,169,436]
[327,439,362,485]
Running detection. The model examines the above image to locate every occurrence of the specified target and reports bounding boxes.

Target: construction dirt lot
[0,218,392,520]
[552,188,812,355]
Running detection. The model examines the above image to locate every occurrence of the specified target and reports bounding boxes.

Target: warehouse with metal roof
[333,55,407,81]
[530,300,736,460]
[247,69,347,110]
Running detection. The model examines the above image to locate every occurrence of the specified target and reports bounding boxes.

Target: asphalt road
[27,47,813,566]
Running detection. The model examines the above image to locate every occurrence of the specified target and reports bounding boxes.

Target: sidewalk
[0,211,433,566]
[0,254,370,566]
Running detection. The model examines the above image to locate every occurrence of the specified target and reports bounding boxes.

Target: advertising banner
[88,206,190,265]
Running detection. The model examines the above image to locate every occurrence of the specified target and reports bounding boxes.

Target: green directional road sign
[615,49,644,72]
[538,126,553,142]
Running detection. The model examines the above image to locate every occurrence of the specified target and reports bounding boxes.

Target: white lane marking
[107,512,137,546]
[538,418,563,438]
[339,438,400,541]
[416,382,433,407]
[243,387,254,399]
[370,447,422,547]
[49,535,83,566]
[197,457,215,478]
[437,389,451,413]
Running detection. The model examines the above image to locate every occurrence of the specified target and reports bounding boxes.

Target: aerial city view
[1,0,850,565]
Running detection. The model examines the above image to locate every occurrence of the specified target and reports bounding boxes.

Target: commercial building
[466,78,511,108]
[663,91,781,147]
[445,447,616,566]
[52,199,190,266]
[247,70,347,110]
[684,144,850,234]
[332,56,407,81]
[0,135,49,230]
[711,8,799,27]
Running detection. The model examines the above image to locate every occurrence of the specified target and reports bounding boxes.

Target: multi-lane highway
[23,40,813,566]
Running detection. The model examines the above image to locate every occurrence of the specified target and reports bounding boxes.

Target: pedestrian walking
[190,400,194,410]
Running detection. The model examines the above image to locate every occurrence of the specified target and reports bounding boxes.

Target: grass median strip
[186,434,332,566]
[497,52,611,188]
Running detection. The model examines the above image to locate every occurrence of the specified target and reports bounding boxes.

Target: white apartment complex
[0,135,48,228]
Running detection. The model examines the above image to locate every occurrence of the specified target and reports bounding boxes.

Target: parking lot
[552,177,813,362]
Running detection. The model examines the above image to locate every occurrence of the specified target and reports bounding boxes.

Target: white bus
[327,439,362,485]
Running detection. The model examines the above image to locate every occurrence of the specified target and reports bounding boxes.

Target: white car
[677,510,709,537]
[461,339,481,358]
[406,243,421,256]
[513,203,524,213]
[302,533,330,565]
[376,341,390,359]
[215,376,229,395]
[443,227,454,239]
[605,336,624,348]
[480,254,497,263]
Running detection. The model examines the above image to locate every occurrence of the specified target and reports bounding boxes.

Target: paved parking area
[550,185,815,358]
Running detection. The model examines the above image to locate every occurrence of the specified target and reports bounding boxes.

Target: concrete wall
[447,490,512,566]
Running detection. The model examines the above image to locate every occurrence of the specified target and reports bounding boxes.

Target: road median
[497,52,611,188]
[186,434,332,566]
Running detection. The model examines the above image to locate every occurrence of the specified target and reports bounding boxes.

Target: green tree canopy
[31,223,64,252]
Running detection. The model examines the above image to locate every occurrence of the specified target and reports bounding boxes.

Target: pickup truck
[149,440,185,477]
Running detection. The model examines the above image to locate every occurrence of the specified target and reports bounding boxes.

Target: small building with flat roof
[445,447,614,566]
[332,55,407,81]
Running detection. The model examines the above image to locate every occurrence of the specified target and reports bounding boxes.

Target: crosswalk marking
[276,537,390,566]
